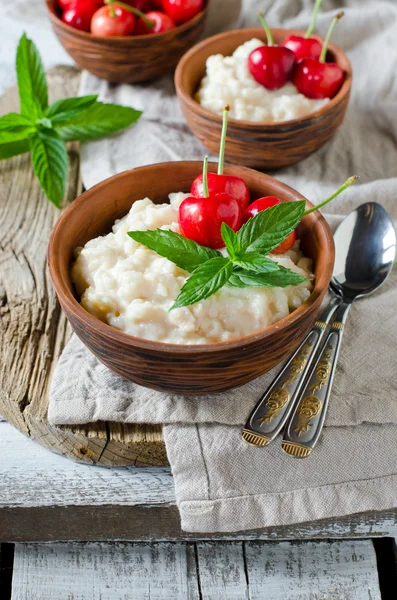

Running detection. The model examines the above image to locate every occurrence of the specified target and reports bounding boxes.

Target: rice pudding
[196,38,328,123]
[71,193,313,345]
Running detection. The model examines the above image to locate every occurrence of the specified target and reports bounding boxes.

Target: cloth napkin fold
[49,0,397,533]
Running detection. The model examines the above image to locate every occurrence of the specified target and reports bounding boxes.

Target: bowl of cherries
[47,0,209,83]
[175,6,352,170]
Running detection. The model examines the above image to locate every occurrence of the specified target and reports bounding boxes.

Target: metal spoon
[282,202,396,458]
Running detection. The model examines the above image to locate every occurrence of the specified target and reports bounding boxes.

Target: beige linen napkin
[49,0,397,532]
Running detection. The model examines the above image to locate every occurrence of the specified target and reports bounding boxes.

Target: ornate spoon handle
[281,301,351,458]
[242,296,341,448]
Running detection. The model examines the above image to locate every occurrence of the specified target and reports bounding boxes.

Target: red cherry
[292,12,345,99]
[282,35,322,61]
[191,173,250,213]
[242,197,296,254]
[162,0,203,24]
[248,14,295,91]
[122,0,151,10]
[179,193,241,249]
[58,0,78,11]
[134,10,175,34]
[242,196,281,223]
[150,0,164,7]
[62,1,102,32]
[91,4,136,36]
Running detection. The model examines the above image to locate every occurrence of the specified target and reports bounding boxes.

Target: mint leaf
[233,252,280,273]
[45,95,98,125]
[221,222,240,258]
[171,257,233,310]
[29,130,68,207]
[54,102,142,141]
[0,138,30,159]
[127,229,221,273]
[16,33,48,118]
[228,266,308,289]
[237,201,305,254]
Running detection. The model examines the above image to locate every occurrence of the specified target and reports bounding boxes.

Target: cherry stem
[320,11,344,62]
[105,0,154,26]
[303,176,358,216]
[305,0,323,38]
[258,13,273,47]
[203,155,209,198]
[217,105,229,175]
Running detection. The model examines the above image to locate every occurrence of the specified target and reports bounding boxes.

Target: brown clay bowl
[46,0,209,83]
[175,28,352,170]
[48,161,334,395]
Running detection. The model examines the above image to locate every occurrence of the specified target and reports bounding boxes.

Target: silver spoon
[282,202,396,458]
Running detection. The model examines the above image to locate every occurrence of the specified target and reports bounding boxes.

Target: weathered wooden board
[0,66,166,467]
[1,422,397,542]
[10,540,381,600]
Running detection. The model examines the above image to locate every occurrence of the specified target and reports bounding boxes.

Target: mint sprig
[128,201,309,309]
[0,34,142,206]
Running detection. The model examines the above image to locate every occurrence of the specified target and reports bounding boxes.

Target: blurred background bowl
[47,0,209,83]
[48,161,334,395]
[175,28,352,170]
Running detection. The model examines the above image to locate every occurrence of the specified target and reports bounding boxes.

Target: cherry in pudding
[282,0,323,61]
[248,13,295,91]
[190,106,250,212]
[293,12,345,99]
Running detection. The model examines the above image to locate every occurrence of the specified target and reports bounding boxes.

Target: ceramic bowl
[46,0,209,83]
[48,161,334,394]
[175,28,352,170]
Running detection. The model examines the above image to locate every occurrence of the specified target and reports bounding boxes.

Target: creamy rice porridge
[71,193,313,345]
[196,39,328,123]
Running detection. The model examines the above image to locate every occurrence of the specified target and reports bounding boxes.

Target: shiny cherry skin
[242,196,296,254]
[179,193,242,249]
[282,35,322,61]
[91,4,136,36]
[134,10,175,34]
[293,58,345,99]
[248,45,295,91]
[162,0,203,24]
[58,0,79,11]
[62,1,102,32]
[191,173,250,212]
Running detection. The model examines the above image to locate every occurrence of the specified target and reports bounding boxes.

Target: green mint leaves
[127,201,309,309]
[0,34,142,206]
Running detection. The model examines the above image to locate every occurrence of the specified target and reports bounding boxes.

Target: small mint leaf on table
[0,113,36,142]
[233,252,280,274]
[54,102,143,142]
[0,139,30,160]
[228,266,308,289]
[171,257,233,310]
[45,95,99,125]
[16,33,48,118]
[237,201,306,254]
[29,129,68,208]
[127,229,221,273]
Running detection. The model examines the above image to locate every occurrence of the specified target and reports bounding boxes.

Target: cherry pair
[248,6,345,99]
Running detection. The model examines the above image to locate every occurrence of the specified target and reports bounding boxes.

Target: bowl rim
[48,162,334,354]
[46,0,209,43]
[174,26,352,130]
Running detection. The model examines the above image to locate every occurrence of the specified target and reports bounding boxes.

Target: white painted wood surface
[1,421,397,542]
[244,540,381,600]
[11,541,381,600]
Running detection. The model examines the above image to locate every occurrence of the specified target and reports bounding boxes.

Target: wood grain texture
[0,68,166,467]
[47,0,209,84]
[48,162,334,394]
[10,540,381,599]
[175,28,352,170]
[1,423,397,543]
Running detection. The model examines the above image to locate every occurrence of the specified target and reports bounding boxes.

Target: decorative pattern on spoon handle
[282,301,351,458]
[242,296,341,447]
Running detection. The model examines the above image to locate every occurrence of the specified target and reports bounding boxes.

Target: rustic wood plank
[1,422,397,542]
[195,542,249,599]
[11,542,198,600]
[244,540,381,600]
[0,66,167,467]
